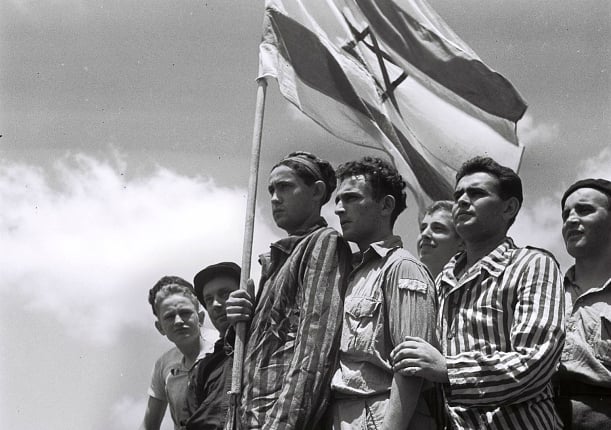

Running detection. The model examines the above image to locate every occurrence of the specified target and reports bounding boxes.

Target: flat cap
[193,262,241,305]
[561,178,611,208]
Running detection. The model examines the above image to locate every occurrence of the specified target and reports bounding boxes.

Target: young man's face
[452,172,510,243]
[418,209,462,273]
[201,275,239,335]
[335,175,385,249]
[562,187,611,258]
[156,294,202,346]
[268,165,320,235]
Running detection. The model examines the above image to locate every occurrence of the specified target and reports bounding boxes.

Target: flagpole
[226,77,267,430]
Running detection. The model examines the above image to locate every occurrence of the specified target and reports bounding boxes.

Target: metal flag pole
[225,77,267,430]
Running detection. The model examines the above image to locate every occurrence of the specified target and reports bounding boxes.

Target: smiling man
[225,151,352,430]
[554,178,611,429]
[391,156,565,429]
[140,276,211,430]
[185,262,241,430]
[417,200,464,279]
[330,156,438,430]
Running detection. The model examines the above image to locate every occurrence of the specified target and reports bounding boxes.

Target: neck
[177,336,203,368]
[357,228,394,253]
[464,231,506,269]
[287,213,322,236]
[574,247,611,291]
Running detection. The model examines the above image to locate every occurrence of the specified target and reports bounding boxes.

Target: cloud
[108,396,173,430]
[0,154,277,345]
[517,113,560,147]
[509,146,611,270]
[576,146,611,180]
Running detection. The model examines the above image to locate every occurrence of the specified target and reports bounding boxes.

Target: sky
[0,0,609,429]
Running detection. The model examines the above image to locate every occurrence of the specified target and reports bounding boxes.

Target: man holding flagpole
[225,151,352,430]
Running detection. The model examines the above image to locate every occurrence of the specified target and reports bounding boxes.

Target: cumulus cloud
[576,146,611,180]
[509,146,611,270]
[517,113,560,147]
[107,396,173,430]
[0,154,277,345]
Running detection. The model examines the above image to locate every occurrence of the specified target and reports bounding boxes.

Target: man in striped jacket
[392,156,565,429]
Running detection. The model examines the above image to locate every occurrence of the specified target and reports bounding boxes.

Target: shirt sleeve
[445,251,565,406]
[264,229,351,430]
[148,356,167,401]
[385,256,437,349]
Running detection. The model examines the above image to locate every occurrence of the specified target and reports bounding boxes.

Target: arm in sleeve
[445,251,565,406]
[265,230,351,430]
[384,258,437,429]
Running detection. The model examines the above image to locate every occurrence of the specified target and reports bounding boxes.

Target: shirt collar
[270,217,328,255]
[357,235,403,265]
[441,237,515,282]
[565,265,611,294]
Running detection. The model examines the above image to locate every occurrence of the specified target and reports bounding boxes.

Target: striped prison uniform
[239,218,352,430]
[437,238,565,429]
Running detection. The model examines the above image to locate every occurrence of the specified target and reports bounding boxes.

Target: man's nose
[335,200,344,215]
[174,314,184,324]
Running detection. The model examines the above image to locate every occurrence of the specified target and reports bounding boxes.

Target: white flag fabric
[258,0,526,209]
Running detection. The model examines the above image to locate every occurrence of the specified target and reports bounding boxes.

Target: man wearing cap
[185,262,241,430]
[417,200,464,279]
[226,152,352,430]
[555,178,611,429]
[140,276,212,430]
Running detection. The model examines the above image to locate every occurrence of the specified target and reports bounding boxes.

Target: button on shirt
[558,267,611,388]
[437,238,565,429]
[331,236,436,396]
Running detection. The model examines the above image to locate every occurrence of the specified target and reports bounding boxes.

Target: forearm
[382,375,423,430]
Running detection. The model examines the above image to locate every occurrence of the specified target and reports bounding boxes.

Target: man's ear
[312,180,327,204]
[198,310,205,326]
[502,196,520,222]
[155,320,165,336]
[381,195,396,217]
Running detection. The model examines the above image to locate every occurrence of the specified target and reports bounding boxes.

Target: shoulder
[155,346,183,369]
[386,248,434,290]
[512,245,561,267]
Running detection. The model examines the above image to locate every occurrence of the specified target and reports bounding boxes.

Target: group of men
[140,151,611,430]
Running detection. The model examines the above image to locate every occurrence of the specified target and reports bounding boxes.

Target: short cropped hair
[273,151,336,204]
[336,156,407,225]
[423,200,454,218]
[455,156,523,226]
[148,276,198,317]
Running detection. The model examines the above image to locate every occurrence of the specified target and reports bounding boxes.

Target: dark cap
[193,262,241,305]
[561,178,611,208]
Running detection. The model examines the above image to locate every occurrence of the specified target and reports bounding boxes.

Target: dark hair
[336,156,407,225]
[272,151,336,204]
[455,156,523,226]
[148,276,196,316]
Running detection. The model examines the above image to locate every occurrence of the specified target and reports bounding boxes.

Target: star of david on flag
[258,0,527,209]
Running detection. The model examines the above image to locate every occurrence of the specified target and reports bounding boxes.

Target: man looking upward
[555,178,611,428]
[392,156,565,428]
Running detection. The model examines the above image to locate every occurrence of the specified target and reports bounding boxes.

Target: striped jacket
[239,219,352,430]
[437,238,565,429]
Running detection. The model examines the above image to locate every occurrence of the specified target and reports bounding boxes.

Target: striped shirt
[240,219,352,430]
[437,238,565,429]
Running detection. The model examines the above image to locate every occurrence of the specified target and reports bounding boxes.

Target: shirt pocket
[594,316,611,367]
[344,296,383,354]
